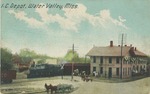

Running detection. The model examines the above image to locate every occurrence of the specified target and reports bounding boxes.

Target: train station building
[86,41,148,78]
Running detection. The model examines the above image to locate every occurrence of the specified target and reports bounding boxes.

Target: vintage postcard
[1,0,150,94]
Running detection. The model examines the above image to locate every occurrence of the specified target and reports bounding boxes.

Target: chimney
[110,41,113,47]
[129,47,135,56]
[135,47,137,51]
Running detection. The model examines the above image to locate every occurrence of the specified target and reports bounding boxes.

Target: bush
[1,48,13,70]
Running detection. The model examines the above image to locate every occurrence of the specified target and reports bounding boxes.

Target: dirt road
[0,76,150,94]
[71,77,150,94]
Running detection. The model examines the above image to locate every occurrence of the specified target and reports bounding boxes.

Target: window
[123,68,125,76]
[100,56,103,64]
[128,67,131,75]
[93,67,96,71]
[116,68,119,76]
[100,67,103,74]
[137,66,139,71]
[93,56,96,63]
[123,68,127,76]
[140,66,142,72]
[109,57,112,63]
[108,67,112,78]
[133,66,135,70]
[116,57,120,64]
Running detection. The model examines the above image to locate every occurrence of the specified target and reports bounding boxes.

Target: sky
[1,0,150,57]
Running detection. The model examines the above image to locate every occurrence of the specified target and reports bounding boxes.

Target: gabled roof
[130,48,147,57]
[86,46,147,57]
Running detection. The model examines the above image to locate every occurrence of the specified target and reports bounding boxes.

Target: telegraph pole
[120,34,124,79]
[71,44,74,81]
[61,63,64,79]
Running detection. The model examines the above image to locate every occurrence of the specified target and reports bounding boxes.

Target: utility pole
[120,34,124,79]
[61,63,64,79]
[71,44,74,81]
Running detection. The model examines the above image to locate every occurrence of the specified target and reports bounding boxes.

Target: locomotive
[27,63,90,78]
[27,64,61,78]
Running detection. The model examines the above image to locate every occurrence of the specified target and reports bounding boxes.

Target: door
[108,67,112,78]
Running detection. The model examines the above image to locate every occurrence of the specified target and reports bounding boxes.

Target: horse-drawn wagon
[45,83,73,94]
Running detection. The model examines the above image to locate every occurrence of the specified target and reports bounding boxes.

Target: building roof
[86,45,147,57]
[132,49,147,56]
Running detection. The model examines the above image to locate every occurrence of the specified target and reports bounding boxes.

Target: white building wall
[90,56,147,78]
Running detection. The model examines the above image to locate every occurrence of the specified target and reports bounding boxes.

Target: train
[27,63,90,78]
[27,64,61,78]
[1,70,16,83]
[63,63,90,75]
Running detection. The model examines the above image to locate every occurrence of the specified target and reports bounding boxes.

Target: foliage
[64,50,90,63]
[79,57,91,63]
[64,50,79,62]
[12,54,22,64]
[1,47,90,71]
[1,48,13,70]
[19,48,37,58]
[37,59,46,64]
[21,56,32,64]
[18,48,53,64]
[19,48,52,59]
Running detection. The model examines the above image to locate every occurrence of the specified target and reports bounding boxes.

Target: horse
[45,83,50,93]
[44,83,57,94]
[49,84,57,94]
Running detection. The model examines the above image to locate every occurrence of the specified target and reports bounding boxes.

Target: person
[93,71,98,77]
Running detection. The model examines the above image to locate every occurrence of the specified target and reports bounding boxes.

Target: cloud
[119,16,126,22]
[8,10,43,28]
[93,10,128,29]
[8,3,128,32]
[37,4,88,31]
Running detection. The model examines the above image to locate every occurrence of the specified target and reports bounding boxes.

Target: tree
[19,48,37,64]
[21,56,32,64]
[12,53,22,65]
[19,48,37,58]
[37,59,46,64]
[64,50,90,63]
[1,48,13,70]
[64,50,79,62]
[78,57,91,63]
[19,48,52,64]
